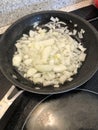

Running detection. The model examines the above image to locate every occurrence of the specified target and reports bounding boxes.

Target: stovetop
[0,5,98,130]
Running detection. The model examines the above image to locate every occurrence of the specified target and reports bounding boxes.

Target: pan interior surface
[23,90,98,130]
[0,11,98,94]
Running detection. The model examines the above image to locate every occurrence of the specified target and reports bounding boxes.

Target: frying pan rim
[0,10,98,94]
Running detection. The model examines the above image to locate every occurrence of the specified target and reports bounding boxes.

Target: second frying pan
[22,90,98,130]
[3,90,98,130]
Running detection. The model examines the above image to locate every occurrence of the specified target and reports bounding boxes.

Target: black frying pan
[3,90,98,130]
[22,90,98,130]
[0,11,98,95]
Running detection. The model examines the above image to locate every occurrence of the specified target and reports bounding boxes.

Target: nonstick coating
[0,11,98,94]
[23,90,98,130]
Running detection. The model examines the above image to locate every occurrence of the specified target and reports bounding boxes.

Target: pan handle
[0,85,23,119]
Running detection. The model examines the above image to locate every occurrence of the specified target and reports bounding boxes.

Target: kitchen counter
[0,0,85,27]
[0,0,93,35]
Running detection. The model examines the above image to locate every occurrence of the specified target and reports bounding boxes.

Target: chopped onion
[12,17,86,87]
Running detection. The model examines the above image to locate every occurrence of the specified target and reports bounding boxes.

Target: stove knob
[94,0,98,8]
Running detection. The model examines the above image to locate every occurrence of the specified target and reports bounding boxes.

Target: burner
[71,5,98,20]
[0,70,12,100]
[0,5,98,130]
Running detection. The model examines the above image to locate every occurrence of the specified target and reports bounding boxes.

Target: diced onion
[12,17,86,87]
